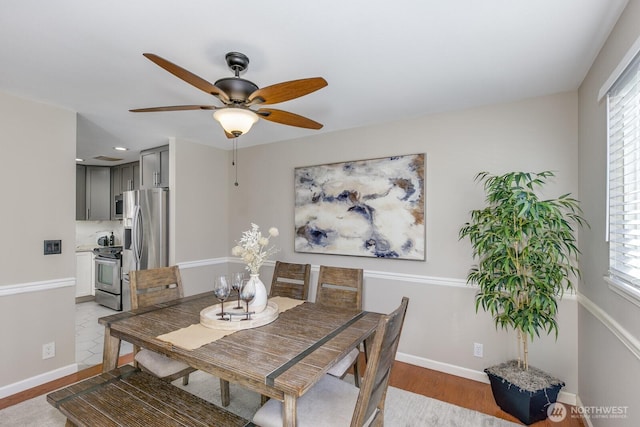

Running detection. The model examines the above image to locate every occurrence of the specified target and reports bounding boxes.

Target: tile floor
[75,301,132,370]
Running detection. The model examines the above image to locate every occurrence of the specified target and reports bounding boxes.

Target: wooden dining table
[99,292,381,427]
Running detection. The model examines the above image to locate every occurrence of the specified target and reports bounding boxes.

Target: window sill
[604,275,640,309]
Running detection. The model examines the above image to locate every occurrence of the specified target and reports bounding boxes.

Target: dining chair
[261,261,313,405]
[316,265,364,386]
[268,261,311,300]
[252,296,409,427]
[129,266,231,405]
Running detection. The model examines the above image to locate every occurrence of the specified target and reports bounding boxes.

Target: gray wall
[0,91,76,391]
[578,0,640,425]
[171,137,231,296]
[225,91,581,399]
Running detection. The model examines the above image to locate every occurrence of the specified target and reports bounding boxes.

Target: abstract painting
[294,153,425,260]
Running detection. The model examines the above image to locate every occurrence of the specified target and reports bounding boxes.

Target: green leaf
[459,170,588,363]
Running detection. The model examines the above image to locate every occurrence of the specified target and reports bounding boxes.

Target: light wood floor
[1,354,584,426]
[389,361,584,427]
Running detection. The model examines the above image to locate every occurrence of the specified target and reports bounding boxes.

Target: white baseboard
[396,352,577,406]
[2,352,579,408]
[558,391,577,407]
[575,395,595,427]
[0,363,78,399]
[396,351,490,384]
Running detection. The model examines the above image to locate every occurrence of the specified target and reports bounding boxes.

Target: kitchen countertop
[76,245,99,252]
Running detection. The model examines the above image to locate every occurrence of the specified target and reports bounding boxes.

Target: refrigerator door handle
[132,204,142,266]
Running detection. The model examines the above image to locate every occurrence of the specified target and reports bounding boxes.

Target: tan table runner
[268,296,306,312]
[157,297,306,350]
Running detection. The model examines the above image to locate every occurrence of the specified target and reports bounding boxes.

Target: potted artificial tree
[459,171,587,425]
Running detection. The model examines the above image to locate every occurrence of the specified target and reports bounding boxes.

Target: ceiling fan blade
[143,53,230,103]
[129,105,217,112]
[257,108,323,129]
[248,77,327,105]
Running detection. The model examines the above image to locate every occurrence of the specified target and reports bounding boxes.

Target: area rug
[0,371,520,426]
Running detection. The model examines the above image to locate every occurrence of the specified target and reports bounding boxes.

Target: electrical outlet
[473,342,483,358]
[42,342,55,359]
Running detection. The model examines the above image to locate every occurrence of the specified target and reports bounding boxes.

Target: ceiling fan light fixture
[213,108,259,137]
[131,52,326,135]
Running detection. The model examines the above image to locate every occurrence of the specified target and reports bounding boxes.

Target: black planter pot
[485,369,564,425]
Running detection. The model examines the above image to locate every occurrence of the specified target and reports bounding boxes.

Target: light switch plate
[44,240,61,255]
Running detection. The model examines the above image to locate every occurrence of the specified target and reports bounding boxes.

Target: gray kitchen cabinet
[133,162,140,190]
[122,161,140,191]
[85,166,111,220]
[140,145,169,188]
[111,165,121,193]
[77,164,110,220]
[76,165,86,220]
[111,161,140,219]
[111,161,140,194]
[110,165,122,220]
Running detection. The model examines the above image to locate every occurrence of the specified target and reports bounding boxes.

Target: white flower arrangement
[231,223,280,275]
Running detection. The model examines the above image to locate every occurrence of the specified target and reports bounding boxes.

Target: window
[607,51,640,305]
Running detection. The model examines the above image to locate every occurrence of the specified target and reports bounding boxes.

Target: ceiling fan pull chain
[232,138,236,166]
[234,138,239,187]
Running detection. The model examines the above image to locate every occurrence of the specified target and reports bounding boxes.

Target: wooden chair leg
[352,359,360,388]
[133,344,141,368]
[363,338,371,362]
[182,373,189,386]
[220,379,230,407]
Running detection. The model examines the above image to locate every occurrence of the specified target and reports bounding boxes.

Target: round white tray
[200,301,279,331]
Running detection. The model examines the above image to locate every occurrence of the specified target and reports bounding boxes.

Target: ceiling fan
[130,52,328,138]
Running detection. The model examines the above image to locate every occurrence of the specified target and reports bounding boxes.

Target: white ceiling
[0,0,628,165]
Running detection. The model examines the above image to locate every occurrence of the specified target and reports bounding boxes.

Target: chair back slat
[130,266,184,309]
[316,265,363,310]
[269,261,311,300]
[351,297,409,427]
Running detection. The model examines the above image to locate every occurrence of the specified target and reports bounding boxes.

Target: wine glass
[231,272,245,309]
[240,278,256,320]
[213,275,231,318]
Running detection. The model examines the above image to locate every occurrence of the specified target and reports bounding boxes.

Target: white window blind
[608,51,640,291]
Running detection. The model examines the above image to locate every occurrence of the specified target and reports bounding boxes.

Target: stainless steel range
[93,246,126,311]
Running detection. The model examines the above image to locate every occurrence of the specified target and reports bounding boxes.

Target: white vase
[248,273,268,313]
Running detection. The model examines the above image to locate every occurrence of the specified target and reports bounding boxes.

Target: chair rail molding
[0,278,75,297]
[577,292,640,361]
[365,269,467,288]
[177,257,230,269]
[200,257,583,297]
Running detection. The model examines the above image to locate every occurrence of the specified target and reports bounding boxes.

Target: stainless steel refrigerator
[121,188,168,311]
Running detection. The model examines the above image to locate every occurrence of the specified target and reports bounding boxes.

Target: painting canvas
[294,153,425,260]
